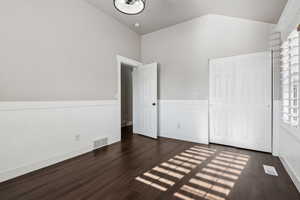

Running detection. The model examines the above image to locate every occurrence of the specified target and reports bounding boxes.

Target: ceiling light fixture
[114,0,146,15]
[134,22,140,27]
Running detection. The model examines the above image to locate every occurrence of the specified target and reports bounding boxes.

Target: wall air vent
[93,137,108,150]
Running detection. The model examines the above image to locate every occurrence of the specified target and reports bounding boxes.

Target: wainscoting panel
[278,123,300,192]
[158,100,209,144]
[273,100,280,156]
[271,100,300,192]
[0,101,120,182]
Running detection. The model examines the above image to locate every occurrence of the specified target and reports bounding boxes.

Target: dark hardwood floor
[0,129,299,200]
[121,126,133,140]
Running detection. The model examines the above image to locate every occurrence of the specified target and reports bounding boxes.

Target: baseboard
[0,138,120,183]
[0,100,120,183]
[280,156,300,192]
[0,146,91,183]
[160,133,209,145]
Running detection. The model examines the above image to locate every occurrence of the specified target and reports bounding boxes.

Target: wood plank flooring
[0,130,299,200]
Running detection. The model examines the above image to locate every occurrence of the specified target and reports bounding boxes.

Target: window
[280,28,299,127]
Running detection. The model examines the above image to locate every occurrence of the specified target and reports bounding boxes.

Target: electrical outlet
[177,123,181,129]
[75,134,80,141]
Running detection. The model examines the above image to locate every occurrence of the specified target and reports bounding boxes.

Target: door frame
[116,55,142,135]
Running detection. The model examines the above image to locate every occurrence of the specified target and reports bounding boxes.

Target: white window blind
[280,29,299,127]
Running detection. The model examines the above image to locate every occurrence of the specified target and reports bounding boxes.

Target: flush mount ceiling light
[114,0,146,15]
[134,22,140,27]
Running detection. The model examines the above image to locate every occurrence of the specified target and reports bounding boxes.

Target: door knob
[152,103,156,106]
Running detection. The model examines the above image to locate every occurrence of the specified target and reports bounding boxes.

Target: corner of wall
[279,156,300,192]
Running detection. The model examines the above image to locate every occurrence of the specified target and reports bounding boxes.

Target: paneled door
[132,63,158,139]
[209,52,272,152]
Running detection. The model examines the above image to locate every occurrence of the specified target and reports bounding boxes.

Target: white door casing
[133,63,158,139]
[209,52,272,152]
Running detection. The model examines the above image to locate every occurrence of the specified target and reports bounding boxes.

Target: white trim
[116,55,142,103]
[0,100,118,111]
[0,100,121,182]
[158,100,204,105]
[272,100,281,156]
[0,138,120,183]
[0,145,91,183]
[116,55,142,134]
[280,156,300,192]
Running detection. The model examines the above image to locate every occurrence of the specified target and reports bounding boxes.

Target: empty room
[0,0,300,199]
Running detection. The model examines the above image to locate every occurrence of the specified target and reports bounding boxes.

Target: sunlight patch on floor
[174,192,194,200]
[185,150,211,157]
[161,162,191,174]
[202,168,239,180]
[195,172,235,188]
[211,160,244,170]
[168,158,197,169]
[215,156,247,165]
[219,153,249,162]
[135,176,168,191]
[180,152,207,161]
[190,147,216,154]
[208,163,242,174]
[220,151,250,158]
[194,146,217,152]
[180,185,225,200]
[134,145,216,192]
[189,178,231,195]
[143,171,175,186]
[174,149,250,200]
[134,143,251,197]
[153,166,184,179]
[174,155,202,165]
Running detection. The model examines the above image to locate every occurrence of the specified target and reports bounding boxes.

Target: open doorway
[121,64,134,140]
[117,55,158,141]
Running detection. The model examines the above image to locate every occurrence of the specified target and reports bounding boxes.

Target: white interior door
[209,52,272,152]
[133,63,158,139]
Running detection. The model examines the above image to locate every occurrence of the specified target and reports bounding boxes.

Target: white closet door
[209,52,272,152]
[133,63,158,139]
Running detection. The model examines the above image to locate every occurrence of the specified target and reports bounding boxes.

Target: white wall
[276,0,300,40]
[159,100,209,144]
[0,0,140,101]
[142,14,274,100]
[0,0,140,182]
[278,125,300,192]
[142,14,273,143]
[274,0,300,192]
[0,101,120,182]
[0,5,284,183]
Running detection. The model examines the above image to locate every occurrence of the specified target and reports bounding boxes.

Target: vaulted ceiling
[87,0,288,35]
